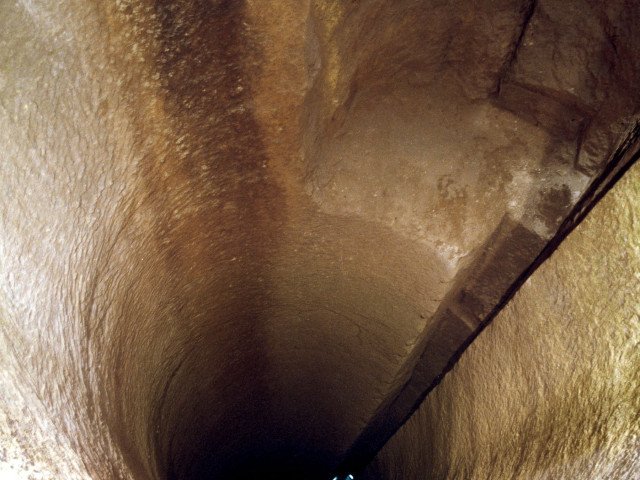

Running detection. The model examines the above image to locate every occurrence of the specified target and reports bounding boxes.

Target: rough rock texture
[0,1,638,479]
[364,159,640,480]
[497,0,640,175]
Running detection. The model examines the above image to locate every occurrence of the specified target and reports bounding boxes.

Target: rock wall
[365,161,640,479]
[0,1,638,479]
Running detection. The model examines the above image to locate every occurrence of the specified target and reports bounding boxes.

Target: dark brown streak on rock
[141,1,284,479]
[85,0,287,478]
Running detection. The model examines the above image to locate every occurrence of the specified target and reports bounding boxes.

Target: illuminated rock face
[365,160,640,480]
[0,1,637,479]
